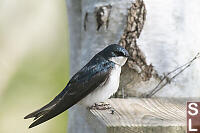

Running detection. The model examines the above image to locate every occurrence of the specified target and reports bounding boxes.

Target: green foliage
[0,44,69,133]
[0,0,69,132]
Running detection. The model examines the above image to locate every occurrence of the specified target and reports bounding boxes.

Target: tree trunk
[66,0,200,132]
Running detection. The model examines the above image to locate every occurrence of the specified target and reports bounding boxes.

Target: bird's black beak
[126,53,130,58]
[124,50,130,58]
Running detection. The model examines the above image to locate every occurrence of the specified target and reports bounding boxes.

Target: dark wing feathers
[24,56,113,128]
[24,98,58,120]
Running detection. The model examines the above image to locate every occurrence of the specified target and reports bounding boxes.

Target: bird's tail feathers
[24,94,73,128]
[24,99,58,120]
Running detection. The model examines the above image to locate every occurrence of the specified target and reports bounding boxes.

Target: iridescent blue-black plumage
[98,44,129,59]
[24,44,129,128]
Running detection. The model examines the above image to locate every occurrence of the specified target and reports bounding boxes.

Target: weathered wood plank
[86,98,190,133]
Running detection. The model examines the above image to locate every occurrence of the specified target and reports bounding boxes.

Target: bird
[24,44,130,128]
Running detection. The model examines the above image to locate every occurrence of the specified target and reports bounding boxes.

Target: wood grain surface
[88,98,189,133]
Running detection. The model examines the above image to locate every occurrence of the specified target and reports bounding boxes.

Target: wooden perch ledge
[86,98,188,133]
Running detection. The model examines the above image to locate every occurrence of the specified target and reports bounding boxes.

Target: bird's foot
[89,102,111,110]
[110,108,115,114]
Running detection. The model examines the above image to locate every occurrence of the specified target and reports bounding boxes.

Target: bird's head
[99,44,130,66]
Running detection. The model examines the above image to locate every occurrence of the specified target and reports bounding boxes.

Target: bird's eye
[115,51,124,56]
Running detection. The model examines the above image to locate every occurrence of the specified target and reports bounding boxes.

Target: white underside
[78,56,127,106]
[78,64,121,106]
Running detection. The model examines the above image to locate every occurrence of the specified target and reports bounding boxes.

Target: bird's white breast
[79,64,121,107]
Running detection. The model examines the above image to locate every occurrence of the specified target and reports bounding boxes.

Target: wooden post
[81,98,188,133]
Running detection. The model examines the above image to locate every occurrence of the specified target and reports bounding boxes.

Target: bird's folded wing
[24,59,113,128]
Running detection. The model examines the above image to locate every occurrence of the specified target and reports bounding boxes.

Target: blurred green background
[0,0,69,133]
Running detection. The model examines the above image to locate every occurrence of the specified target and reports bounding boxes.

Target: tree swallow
[24,44,129,128]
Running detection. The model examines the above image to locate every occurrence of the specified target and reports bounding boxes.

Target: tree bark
[66,0,200,132]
